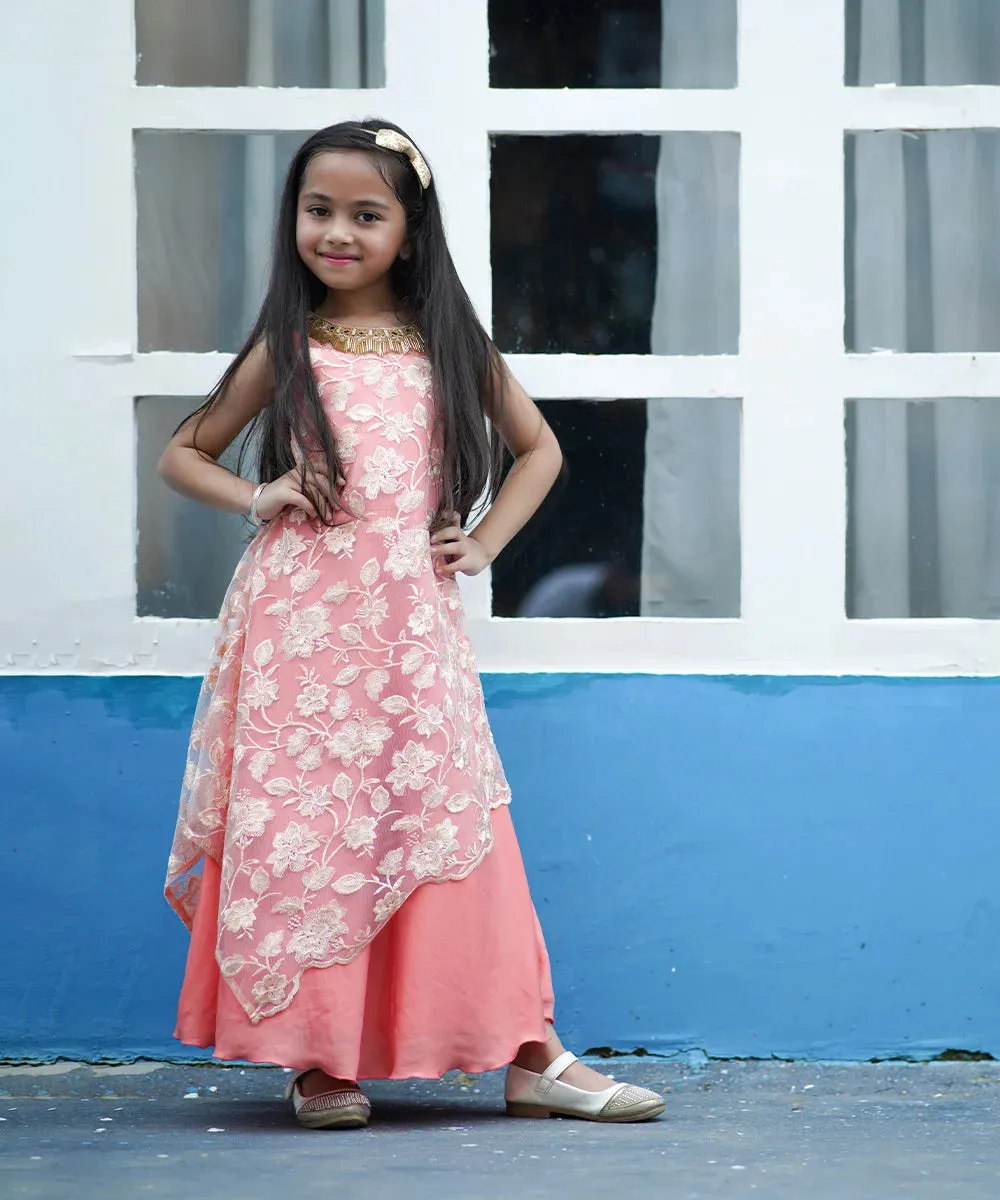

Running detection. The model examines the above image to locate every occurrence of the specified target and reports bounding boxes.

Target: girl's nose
[323,221,354,245]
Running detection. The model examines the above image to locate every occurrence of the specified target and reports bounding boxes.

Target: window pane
[491,134,740,355]
[136,397,253,618]
[846,131,1000,353]
[137,131,309,352]
[846,0,1000,86]
[490,0,737,88]
[846,399,1000,618]
[494,398,741,618]
[136,0,385,87]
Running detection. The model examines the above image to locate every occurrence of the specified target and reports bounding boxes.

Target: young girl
[160,119,664,1129]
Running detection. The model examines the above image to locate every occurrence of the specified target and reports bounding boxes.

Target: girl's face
[296,150,409,300]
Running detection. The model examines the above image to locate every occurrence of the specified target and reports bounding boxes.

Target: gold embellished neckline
[308,314,424,356]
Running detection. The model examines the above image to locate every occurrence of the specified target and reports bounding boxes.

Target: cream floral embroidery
[165,341,510,1023]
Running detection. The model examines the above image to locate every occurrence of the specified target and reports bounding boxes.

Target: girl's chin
[315,269,366,291]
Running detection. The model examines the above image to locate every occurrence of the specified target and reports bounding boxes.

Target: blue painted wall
[2,675,999,1063]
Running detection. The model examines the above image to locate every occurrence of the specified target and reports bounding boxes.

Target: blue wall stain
[2,674,999,1063]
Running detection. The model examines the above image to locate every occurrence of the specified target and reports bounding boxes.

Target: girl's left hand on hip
[430,515,493,577]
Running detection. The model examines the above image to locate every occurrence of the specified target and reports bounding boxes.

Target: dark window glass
[846,131,1000,353]
[136,397,253,618]
[493,400,646,618]
[491,134,740,355]
[847,398,1000,618]
[136,0,385,87]
[495,398,741,618]
[490,0,737,89]
[846,0,1000,85]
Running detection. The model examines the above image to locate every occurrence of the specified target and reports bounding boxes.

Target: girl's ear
[399,241,412,262]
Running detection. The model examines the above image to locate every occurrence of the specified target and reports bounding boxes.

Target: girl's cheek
[294,223,313,257]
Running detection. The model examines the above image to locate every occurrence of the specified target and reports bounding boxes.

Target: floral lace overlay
[165,343,511,1023]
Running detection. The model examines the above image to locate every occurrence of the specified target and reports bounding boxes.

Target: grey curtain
[847,0,1000,617]
[642,0,741,617]
[642,0,1000,621]
[136,2,375,618]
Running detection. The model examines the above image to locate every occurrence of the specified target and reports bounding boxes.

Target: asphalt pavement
[2,1056,999,1198]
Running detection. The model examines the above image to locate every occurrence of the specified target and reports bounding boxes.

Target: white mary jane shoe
[285,1070,371,1130]
[505,1051,665,1122]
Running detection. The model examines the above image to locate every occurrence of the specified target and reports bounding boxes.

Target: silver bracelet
[248,482,269,527]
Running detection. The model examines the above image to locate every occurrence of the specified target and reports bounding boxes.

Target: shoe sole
[506,1098,665,1123]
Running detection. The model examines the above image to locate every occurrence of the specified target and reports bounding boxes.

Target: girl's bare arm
[469,364,563,562]
[468,362,561,559]
[431,363,563,575]
[157,343,274,514]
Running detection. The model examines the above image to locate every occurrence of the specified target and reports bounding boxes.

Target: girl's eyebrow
[301,191,392,210]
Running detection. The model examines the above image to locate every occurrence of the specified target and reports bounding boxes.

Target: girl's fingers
[308,480,331,508]
[299,471,336,517]
[430,540,465,557]
[287,489,318,519]
[287,464,331,494]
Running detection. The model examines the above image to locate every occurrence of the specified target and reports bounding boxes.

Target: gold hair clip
[372,128,432,190]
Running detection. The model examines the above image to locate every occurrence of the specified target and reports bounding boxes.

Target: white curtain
[641,0,741,617]
[848,0,1000,617]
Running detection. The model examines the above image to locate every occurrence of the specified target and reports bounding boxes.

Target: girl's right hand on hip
[255,464,342,523]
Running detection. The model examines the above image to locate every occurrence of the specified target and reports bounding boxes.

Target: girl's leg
[298,1069,362,1097]
[513,1023,626,1092]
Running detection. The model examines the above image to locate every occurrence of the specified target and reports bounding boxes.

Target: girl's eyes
[305,207,379,223]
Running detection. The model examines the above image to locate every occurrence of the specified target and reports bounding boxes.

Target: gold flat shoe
[285,1070,371,1130]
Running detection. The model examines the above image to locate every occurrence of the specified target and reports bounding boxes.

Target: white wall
[4,0,1000,675]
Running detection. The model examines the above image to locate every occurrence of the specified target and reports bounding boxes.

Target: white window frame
[38,0,1000,675]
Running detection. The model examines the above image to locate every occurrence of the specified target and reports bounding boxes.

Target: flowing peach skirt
[175,807,554,1081]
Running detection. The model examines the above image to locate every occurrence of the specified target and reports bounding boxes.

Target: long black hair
[193,118,507,528]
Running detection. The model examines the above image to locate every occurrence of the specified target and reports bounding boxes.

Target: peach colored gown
[166,321,553,1080]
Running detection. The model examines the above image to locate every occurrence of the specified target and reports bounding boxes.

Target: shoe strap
[537,1051,578,1093]
[284,1069,308,1101]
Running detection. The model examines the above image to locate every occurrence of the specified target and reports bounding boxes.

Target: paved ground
[1,1056,999,1198]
